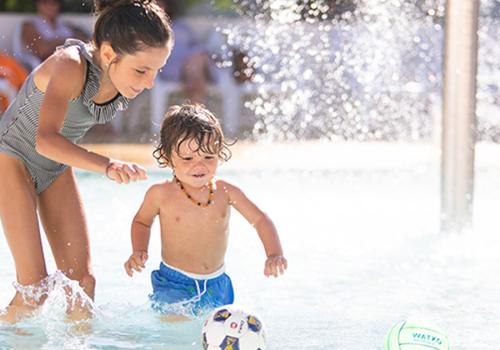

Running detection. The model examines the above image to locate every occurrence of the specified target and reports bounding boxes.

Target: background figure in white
[13,0,88,71]
[157,0,213,104]
[150,0,232,136]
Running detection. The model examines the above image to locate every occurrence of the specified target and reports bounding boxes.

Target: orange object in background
[0,53,28,114]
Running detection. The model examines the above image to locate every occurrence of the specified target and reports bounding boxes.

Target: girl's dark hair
[153,104,233,168]
[93,0,173,55]
[156,0,182,20]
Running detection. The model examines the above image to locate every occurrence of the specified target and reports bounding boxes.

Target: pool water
[0,142,499,349]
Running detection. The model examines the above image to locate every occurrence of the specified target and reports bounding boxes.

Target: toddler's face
[171,137,219,188]
[108,45,171,99]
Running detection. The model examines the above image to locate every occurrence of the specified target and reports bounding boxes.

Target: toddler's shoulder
[145,179,176,200]
[215,178,233,191]
[147,179,174,193]
[215,179,245,197]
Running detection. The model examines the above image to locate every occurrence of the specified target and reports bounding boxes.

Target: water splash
[477,0,500,141]
[0,272,96,349]
[12,270,94,317]
[215,0,499,141]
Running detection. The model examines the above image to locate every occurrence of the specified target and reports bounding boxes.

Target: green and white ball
[384,320,450,350]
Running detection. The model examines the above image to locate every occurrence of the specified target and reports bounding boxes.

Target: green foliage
[0,0,36,12]
[212,0,235,11]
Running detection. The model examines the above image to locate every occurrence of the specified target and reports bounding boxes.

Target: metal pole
[441,0,480,232]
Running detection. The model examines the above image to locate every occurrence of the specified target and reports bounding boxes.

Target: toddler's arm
[124,185,162,276]
[223,181,288,277]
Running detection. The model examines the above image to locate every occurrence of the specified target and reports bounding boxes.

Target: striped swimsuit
[0,39,128,193]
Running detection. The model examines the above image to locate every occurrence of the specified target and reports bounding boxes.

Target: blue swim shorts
[150,261,234,315]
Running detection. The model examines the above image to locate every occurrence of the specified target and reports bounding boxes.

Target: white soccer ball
[201,305,267,350]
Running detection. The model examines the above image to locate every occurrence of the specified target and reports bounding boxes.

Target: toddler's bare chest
[160,202,230,231]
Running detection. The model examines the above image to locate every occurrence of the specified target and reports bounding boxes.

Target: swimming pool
[0,142,499,349]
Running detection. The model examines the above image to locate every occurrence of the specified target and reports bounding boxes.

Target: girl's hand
[264,254,288,278]
[105,160,148,184]
[124,250,148,277]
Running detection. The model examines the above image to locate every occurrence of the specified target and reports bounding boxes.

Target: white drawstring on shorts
[161,260,224,305]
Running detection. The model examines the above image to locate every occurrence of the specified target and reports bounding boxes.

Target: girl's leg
[38,167,95,319]
[0,153,47,323]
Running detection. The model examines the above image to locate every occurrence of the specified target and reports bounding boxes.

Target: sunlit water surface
[0,143,500,349]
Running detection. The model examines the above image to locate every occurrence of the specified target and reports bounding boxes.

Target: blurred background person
[156,0,213,104]
[13,0,88,71]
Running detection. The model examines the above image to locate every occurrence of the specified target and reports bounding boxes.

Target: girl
[0,0,173,322]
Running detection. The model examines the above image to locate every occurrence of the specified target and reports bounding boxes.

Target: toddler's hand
[124,250,148,277]
[264,254,288,278]
[106,160,148,184]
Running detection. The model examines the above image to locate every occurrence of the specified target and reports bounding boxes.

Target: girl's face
[171,137,219,189]
[106,45,171,99]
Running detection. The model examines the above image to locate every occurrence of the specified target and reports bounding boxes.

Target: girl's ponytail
[93,0,173,54]
[94,0,153,14]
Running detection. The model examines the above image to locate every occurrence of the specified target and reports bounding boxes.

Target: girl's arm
[124,185,162,276]
[34,48,146,183]
[222,180,287,277]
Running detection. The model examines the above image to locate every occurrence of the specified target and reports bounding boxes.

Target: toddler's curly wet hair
[153,104,233,168]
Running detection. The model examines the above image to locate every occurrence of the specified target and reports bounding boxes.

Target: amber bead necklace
[174,176,214,208]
